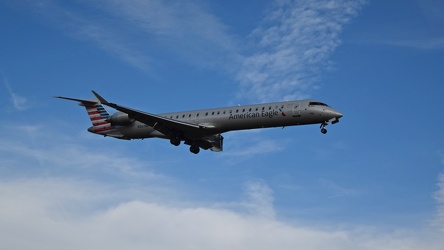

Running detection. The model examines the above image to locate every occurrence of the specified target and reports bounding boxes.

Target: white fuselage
[57,92,343,154]
[115,99,342,139]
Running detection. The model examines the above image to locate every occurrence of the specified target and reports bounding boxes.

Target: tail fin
[54,96,115,134]
[85,102,116,134]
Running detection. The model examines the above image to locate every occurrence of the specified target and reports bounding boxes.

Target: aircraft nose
[327,108,343,119]
[335,111,343,118]
[329,110,342,125]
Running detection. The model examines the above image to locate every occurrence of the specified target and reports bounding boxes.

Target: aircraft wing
[91,91,212,140]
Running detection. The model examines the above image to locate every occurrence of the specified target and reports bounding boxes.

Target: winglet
[91,90,109,104]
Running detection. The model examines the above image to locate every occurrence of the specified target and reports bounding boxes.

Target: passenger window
[205,112,208,116]
[242,109,245,112]
[197,113,199,117]
[262,107,265,111]
[269,106,272,110]
[182,114,185,118]
[217,111,220,115]
[188,114,191,117]
[212,112,214,115]
[236,109,239,113]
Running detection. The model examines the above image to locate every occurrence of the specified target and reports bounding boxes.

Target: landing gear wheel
[320,122,328,134]
[170,137,181,146]
[190,145,200,154]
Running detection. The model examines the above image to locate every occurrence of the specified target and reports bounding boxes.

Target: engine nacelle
[107,112,134,125]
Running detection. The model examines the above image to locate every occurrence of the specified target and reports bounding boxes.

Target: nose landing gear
[320,122,328,134]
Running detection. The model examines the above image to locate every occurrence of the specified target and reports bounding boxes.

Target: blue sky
[1,0,444,249]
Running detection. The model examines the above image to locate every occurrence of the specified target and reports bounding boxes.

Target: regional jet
[55,91,343,154]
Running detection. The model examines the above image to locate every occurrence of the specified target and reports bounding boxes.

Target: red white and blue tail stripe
[85,103,116,134]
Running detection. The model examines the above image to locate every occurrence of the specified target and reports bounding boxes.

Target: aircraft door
[292,103,301,117]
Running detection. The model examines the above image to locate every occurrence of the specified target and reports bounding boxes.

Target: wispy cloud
[320,179,359,198]
[19,0,238,72]
[236,0,367,101]
[357,0,444,51]
[416,0,444,23]
[222,130,286,162]
[11,0,367,102]
[378,37,444,50]
[2,75,28,111]
[0,123,172,189]
[434,149,444,231]
[101,0,239,64]
[242,180,275,219]
[434,173,444,230]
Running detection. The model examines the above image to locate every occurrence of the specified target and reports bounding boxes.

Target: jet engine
[106,112,134,125]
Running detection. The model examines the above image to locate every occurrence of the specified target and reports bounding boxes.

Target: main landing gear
[320,122,328,134]
[170,137,200,154]
[189,145,200,154]
[170,137,181,146]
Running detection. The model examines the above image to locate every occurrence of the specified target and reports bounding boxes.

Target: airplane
[55,91,343,154]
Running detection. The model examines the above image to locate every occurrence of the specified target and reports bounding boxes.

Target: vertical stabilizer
[84,103,115,134]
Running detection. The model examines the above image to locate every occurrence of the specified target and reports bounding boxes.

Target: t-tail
[54,96,117,136]
[85,102,115,134]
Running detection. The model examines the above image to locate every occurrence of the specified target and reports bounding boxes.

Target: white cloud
[93,0,239,70]
[19,0,238,72]
[434,172,444,231]
[242,180,276,219]
[0,133,157,180]
[1,120,444,250]
[320,179,359,198]
[354,0,444,51]
[385,37,444,50]
[12,0,367,101]
[1,177,444,250]
[236,0,367,101]
[416,0,444,23]
[2,75,28,111]
[103,0,237,52]
[221,130,286,162]
[0,122,180,205]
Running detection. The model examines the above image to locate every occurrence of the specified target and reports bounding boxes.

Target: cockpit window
[309,102,329,107]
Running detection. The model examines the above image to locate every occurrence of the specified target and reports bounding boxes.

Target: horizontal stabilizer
[54,96,98,106]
